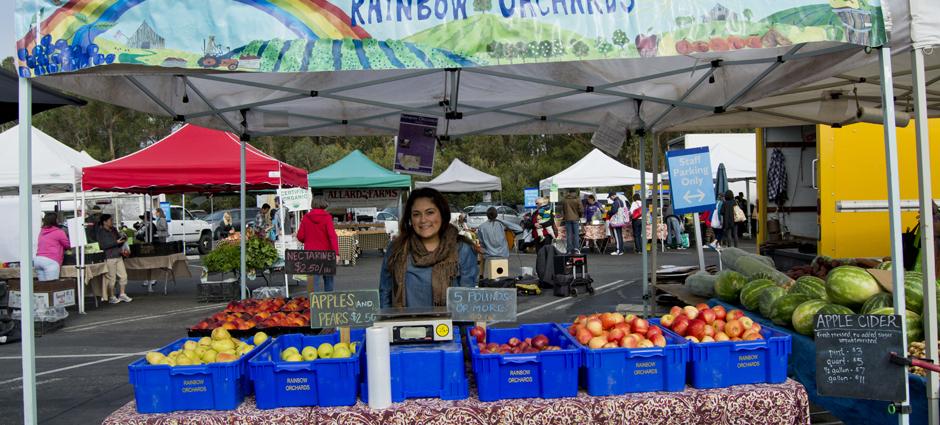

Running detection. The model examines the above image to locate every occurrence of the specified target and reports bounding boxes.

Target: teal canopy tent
[307,150,411,189]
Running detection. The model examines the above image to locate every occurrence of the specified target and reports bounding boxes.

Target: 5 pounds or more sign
[446,287,517,322]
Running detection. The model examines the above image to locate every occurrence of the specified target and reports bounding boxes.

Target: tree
[612,29,628,51]
[552,40,566,56]
[525,41,540,62]
[486,41,504,64]
[743,8,753,22]
[572,41,590,59]
[473,0,491,13]
[515,42,527,63]
[539,40,553,59]
[595,38,613,58]
[503,43,516,64]
[675,16,693,27]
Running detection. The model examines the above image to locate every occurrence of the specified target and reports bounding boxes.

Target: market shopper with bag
[561,190,583,254]
[296,197,339,292]
[720,190,739,248]
[34,212,70,281]
[607,192,627,255]
[629,194,643,253]
[96,214,132,304]
[379,188,478,308]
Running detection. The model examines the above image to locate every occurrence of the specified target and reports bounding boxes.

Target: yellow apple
[253,332,268,346]
[332,346,351,359]
[285,353,303,362]
[350,342,358,354]
[211,327,232,341]
[317,343,334,359]
[202,350,218,363]
[211,339,235,353]
[216,352,238,363]
[176,356,193,366]
[281,347,299,361]
[183,340,198,351]
[145,352,166,365]
[301,346,318,361]
[198,337,212,347]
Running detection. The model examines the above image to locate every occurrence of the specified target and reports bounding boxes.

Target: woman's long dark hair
[394,188,452,248]
[41,212,58,228]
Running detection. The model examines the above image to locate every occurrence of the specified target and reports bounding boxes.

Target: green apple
[317,343,334,359]
[281,347,299,361]
[301,346,318,361]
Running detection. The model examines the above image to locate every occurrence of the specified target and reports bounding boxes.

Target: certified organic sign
[446,287,517,322]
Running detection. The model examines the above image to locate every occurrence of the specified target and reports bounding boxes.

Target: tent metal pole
[240,133,248,300]
[649,134,660,318]
[912,47,939,425]
[279,181,288,297]
[80,190,86,313]
[125,76,178,117]
[183,94,309,119]
[454,98,630,137]
[879,46,910,425]
[190,69,439,97]
[646,67,716,131]
[722,44,804,109]
[18,76,38,425]
[180,194,185,255]
[746,179,752,239]
[180,77,241,132]
[639,132,649,318]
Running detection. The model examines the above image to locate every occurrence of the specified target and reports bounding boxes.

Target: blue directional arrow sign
[666,147,716,215]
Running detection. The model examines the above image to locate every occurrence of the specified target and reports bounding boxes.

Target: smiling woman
[379,188,479,308]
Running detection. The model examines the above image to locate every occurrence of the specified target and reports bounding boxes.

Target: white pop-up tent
[540,149,650,191]
[0,125,99,195]
[415,159,501,192]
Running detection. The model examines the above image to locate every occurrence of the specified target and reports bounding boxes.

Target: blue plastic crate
[687,325,792,389]
[248,330,365,409]
[467,323,580,401]
[563,320,689,396]
[128,336,270,414]
[361,327,468,402]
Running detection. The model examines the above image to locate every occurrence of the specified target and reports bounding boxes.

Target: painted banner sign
[324,188,400,208]
[14,0,884,78]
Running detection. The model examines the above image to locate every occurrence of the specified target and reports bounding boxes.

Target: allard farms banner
[14,0,884,78]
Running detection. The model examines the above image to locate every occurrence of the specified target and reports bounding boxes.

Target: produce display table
[102,379,809,425]
[0,262,110,299]
[357,229,390,252]
[337,234,359,265]
[124,253,193,295]
[710,299,932,425]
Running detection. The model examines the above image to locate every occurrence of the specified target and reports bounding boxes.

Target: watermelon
[791,276,828,301]
[876,261,892,270]
[818,303,854,315]
[904,271,925,313]
[869,307,924,342]
[826,265,882,307]
[740,279,775,311]
[686,271,717,297]
[860,292,892,314]
[715,270,747,302]
[759,286,788,318]
[770,294,814,326]
[792,299,829,335]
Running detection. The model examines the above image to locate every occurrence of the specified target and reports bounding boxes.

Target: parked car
[204,207,260,241]
[166,205,214,254]
[189,209,208,220]
[465,204,523,229]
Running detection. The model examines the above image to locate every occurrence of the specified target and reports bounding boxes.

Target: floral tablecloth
[104,379,809,425]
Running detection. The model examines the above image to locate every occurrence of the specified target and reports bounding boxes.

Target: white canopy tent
[415,158,501,192]
[0,125,98,194]
[539,148,650,191]
[10,1,940,423]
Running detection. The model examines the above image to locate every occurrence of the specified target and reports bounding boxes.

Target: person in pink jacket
[35,212,71,281]
[296,197,339,292]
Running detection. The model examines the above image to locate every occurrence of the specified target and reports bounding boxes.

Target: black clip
[888,403,912,415]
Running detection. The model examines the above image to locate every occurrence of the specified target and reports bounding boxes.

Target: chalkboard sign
[446,287,517,322]
[309,290,380,328]
[814,314,906,402]
[285,249,336,275]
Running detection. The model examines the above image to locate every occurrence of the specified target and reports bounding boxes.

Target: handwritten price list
[814,314,905,402]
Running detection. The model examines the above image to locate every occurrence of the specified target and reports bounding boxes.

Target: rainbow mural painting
[13,0,885,77]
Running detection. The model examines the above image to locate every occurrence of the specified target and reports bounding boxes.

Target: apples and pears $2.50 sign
[309,289,380,344]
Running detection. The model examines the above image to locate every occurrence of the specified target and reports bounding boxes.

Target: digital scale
[372,307,454,344]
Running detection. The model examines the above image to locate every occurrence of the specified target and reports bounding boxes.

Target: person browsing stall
[296,197,339,292]
[477,207,509,259]
[153,207,168,243]
[96,214,132,304]
[34,212,70,281]
[379,188,478,308]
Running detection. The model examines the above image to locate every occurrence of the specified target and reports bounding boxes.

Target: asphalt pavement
[0,242,731,425]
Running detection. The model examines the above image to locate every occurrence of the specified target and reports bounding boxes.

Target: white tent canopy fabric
[540,149,650,191]
[415,159,501,192]
[0,125,100,194]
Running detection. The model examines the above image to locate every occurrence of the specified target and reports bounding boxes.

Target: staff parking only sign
[665,147,715,215]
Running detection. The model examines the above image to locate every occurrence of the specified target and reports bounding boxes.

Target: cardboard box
[484,259,509,279]
[6,279,77,308]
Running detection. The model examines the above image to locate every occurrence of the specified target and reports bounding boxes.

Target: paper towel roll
[366,326,392,409]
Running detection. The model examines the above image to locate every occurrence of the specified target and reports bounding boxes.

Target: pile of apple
[567,312,667,349]
[145,329,268,366]
[279,341,357,362]
[659,304,764,343]
[469,326,563,354]
[191,297,311,331]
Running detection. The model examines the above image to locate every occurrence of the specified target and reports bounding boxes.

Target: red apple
[669,306,683,317]
[683,306,700,320]
[600,313,617,330]
[688,319,707,340]
[685,335,700,343]
[700,309,716,325]
[486,342,499,351]
[650,334,667,347]
[702,325,715,339]
[574,314,587,325]
[645,325,663,339]
[672,316,690,336]
[713,319,726,333]
[742,331,763,341]
[508,337,521,347]
[611,312,625,325]
[637,339,655,348]
[603,342,618,349]
[477,342,486,351]
[659,314,676,328]
[750,322,762,333]
[725,319,744,338]
[739,317,754,330]
[625,314,638,325]
[532,335,550,350]
[568,324,578,336]
[577,329,592,345]
[614,322,631,333]
[696,303,710,312]
[620,334,640,348]
[588,335,608,349]
[714,332,730,342]
[727,309,745,322]
[586,319,604,337]
[632,318,650,335]
[470,325,487,343]
[608,328,626,343]
[711,305,727,320]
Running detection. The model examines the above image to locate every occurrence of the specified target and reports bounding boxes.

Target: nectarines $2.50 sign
[285,249,336,275]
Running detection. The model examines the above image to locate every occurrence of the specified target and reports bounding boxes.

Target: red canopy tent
[82,124,307,193]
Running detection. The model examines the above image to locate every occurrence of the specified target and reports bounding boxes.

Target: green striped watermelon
[818,303,855,315]
[870,307,924,342]
[792,299,829,335]
[860,292,892,314]
[826,266,882,307]
[876,261,892,270]
[770,294,814,326]
[715,270,747,303]
[759,286,788,318]
[904,271,925,313]
[791,276,828,301]
[740,279,775,311]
